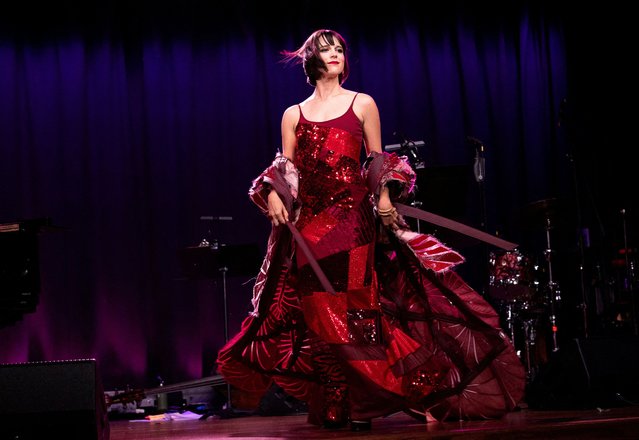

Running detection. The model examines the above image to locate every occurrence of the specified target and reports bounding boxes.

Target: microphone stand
[560,95,602,340]
[473,143,488,232]
[558,97,596,340]
[621,209,638,336]
[566,152,590,339]
[386,136,426,234]
[470,138,489,297]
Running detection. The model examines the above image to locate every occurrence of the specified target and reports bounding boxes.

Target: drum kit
[488,198,565,381]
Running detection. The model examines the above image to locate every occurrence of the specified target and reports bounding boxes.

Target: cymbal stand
[544,215,561,352]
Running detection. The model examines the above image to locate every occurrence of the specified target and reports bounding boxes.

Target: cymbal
[526,198,559,214]
[517,197,571,230]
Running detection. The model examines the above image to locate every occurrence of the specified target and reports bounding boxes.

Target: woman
[217,29,525,431]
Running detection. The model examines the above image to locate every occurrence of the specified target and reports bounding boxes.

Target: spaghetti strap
[349,92,359,109]
[297,93,363,139]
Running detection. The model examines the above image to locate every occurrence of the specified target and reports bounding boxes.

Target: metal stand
[208,255,250,419]
[187,215,256,420]
[566,151,591,339]
[543,214,561,352]
[560,98,601,340]
[196,257,251,419]
[471,139,488,232]
[501,301,542,382]
[621,209,638,336]
[504,302,517,350]
[471,137,491,298]
[219,265,234,412]
[521,317,539,381]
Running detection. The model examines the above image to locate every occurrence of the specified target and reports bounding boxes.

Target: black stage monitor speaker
[526,336,639,410]
[0,359,110,440]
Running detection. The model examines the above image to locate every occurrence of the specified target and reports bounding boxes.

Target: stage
[108,405,639,439]
[104,332,639,440]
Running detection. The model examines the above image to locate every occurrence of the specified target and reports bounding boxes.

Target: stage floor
[108,404,639,440]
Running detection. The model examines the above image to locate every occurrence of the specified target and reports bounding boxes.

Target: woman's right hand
[267,190,289,226]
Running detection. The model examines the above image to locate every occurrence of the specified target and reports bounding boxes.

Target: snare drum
[488,249,536,301]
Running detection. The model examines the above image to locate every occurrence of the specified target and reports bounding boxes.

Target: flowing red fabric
[217,103,525,423]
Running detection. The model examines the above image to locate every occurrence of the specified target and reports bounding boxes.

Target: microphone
[467,136,486,183]
[473,152,485,183]
[385,132,426,169]
[557,98,567,128]
[200,216,233,221]
[390,131,426,149]
[385,141,426,152]
[466,136,485,152]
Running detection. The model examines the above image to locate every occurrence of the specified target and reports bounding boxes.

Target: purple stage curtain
[0,3,632,389]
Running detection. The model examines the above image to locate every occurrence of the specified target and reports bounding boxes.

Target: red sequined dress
[217,94,525,424]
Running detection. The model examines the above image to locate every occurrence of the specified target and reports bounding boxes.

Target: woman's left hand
[377,188,399,231]
[378,205,399,230]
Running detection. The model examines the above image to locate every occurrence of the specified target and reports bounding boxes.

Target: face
[317,35,344,78]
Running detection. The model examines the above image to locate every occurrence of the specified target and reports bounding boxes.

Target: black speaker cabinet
[526,336,639,409]
[0,359,110,439]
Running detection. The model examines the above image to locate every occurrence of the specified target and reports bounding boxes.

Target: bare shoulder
[354,92,376,106]
[283,103,300,117]
[281,104,300,124]
[352,92,379,121]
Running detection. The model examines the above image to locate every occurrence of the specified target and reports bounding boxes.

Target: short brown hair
[281,29,349,86]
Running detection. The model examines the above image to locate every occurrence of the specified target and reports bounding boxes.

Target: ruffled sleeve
[362,150,416,203]
[363,151,464,273]
[248,152,301,222]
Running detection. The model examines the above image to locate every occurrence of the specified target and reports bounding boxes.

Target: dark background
[0,1,636,390]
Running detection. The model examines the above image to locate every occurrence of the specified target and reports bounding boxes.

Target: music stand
[177,243,261,417]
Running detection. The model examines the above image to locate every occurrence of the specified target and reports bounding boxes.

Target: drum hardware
[488,248,546,379]
[521,317,540,381]
[503,302,518,351]
[542,214,561,352]
[495,298,545,381]
[488,249,537,301]
[520,198,564,352]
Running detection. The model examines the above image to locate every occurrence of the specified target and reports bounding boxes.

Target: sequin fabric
[293,120,375,291]
[404,369,445,403]
[294,122,371,236]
